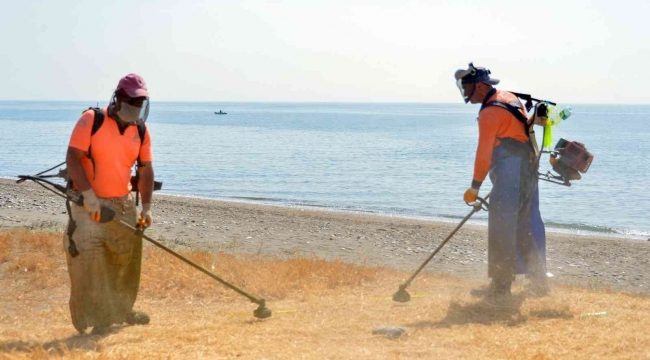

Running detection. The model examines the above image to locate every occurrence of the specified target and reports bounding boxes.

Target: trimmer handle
[465,195,489,211]
[67,190,116,223]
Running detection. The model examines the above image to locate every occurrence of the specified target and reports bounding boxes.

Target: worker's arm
[137,161,154,205]
[136,125,155,228]
[66,147,91,192]
[137,161,154,228]
[66,111,102,221]
[66,146,101,221]
[472,109,500,189]
[464,109,500,204]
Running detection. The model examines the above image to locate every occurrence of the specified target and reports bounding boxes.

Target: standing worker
[454,63,548,299]
[64,73,154,334]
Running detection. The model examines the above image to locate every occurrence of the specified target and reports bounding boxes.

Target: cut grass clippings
[0,229,648,359]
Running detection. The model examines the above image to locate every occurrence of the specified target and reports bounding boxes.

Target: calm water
[1,101,648,239]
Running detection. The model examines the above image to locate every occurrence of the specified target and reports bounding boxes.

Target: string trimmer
[16,165,272,319]
[392,193,490,302]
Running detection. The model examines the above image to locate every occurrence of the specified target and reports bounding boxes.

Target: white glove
[139,203,153,229]
[81,189,102,222]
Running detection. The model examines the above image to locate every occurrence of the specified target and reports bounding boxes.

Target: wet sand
[1,179,648,294]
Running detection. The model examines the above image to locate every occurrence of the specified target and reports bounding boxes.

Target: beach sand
[1,178,648,294]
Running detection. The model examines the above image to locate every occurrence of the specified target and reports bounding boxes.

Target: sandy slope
[1,229,649,359]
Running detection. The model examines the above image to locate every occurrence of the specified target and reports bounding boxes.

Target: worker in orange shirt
[454,63,548,299]
[64,73,154,335]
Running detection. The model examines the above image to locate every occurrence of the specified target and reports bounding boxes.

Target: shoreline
[3,175,648,241]
[153,190,650,241]
[1,178,649,295]
[157,193,650,241]
[121,190,650,242]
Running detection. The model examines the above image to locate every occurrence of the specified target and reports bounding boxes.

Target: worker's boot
[485,279,513,305]
[126,311,150,325]
[90,323,110,335]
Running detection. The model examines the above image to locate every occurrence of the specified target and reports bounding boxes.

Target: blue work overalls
[487,140,546,282]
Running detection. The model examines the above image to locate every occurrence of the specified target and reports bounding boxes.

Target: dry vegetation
[0,228,648,359]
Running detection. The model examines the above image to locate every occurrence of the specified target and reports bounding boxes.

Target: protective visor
[115,95,150,125]
[139,99,150,124]
[456,79,473,104]
[454,68,474,104]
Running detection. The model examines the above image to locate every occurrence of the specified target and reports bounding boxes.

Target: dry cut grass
[0,228,649,359]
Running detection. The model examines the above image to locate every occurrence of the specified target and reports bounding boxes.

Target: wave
[544,220,650,239]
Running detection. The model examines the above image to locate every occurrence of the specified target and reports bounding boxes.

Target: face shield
[456,79,475,104]
[453,63,500,104]
[454,68,475,104]
[113,94,150,125]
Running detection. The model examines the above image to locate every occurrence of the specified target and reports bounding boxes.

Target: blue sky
[1,0,648,103]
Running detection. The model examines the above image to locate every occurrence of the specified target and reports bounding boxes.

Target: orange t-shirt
[473,90,528,187]
[68,107,153,198]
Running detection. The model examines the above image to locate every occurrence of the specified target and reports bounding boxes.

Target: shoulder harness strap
[84,107,104,168]
[483,101,529,124]
[136,123,146,165]
[480,90,531,138]
[90,107,104,136]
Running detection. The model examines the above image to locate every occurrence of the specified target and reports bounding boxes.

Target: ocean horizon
[1,100,648,240]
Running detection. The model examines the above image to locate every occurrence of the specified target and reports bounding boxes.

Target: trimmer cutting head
[392,284,411,303]
[253,300,273,319]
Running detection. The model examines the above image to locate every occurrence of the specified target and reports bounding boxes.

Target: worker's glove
[139,203,153,229]
[81,189,102,222]
[463,187,479,204]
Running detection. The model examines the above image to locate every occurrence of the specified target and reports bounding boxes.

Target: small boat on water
[214,110,227,115]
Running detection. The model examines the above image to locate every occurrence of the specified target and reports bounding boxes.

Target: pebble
[372,326,407,338]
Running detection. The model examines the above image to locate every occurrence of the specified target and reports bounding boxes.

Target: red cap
[116,73,149,98]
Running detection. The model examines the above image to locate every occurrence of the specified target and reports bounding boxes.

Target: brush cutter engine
[540,138,593,186]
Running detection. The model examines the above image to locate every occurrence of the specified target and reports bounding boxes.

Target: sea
[1,101,648,240]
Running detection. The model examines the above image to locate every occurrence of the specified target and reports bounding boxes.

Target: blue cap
[455,63,500,85]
